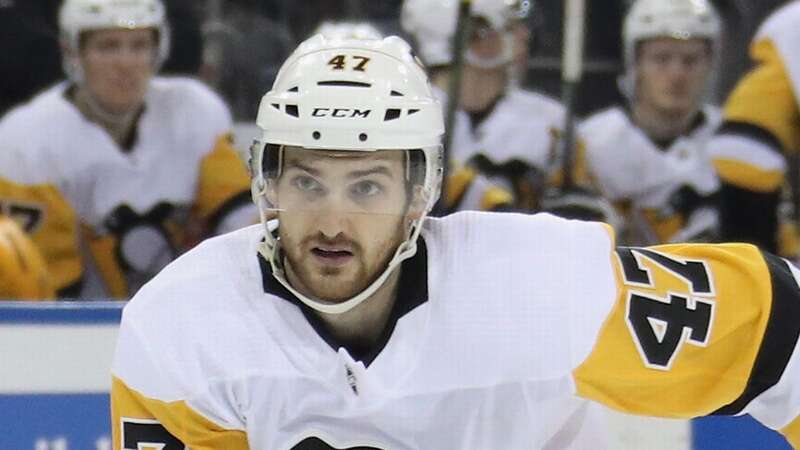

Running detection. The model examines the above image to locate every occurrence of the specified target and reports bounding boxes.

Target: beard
[280,217,406,303]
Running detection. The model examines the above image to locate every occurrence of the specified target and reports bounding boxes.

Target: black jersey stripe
[713,252,800,415]
[717,120,784,154]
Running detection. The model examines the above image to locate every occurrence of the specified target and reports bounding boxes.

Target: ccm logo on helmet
[312,108,371,118]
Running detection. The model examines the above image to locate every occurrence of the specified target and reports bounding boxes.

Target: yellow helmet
[0,216,54,300]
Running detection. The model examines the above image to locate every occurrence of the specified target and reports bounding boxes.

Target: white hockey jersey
[0,77,253,298]
[111,213,800,449]
[582,105,721,244]
[435,87,590,212]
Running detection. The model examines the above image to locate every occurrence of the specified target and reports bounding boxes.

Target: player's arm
[0,215,54,299]
[709,38,800,252]
[445,165,515,212]
[573,243,800,447]
[193,132,256,237]
[0,175,82,296]
[112,315,250,450]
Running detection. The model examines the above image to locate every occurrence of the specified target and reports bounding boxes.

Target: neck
[632,101,698,143]
[71,86,142,149]
[285,262,403,347]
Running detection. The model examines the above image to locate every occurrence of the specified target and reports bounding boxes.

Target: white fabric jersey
[111,213,800,449]
[114,214,616,449]
[582,105,721,206]
[437,87,566,172]
[0,77,230,229]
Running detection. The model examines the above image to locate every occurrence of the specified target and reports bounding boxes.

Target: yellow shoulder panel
[724,38,800,153]
[0,177,81,293]
[574,243,771,418]
[0,216,54,299]
[195,133,251,220]
[111,376,249,450]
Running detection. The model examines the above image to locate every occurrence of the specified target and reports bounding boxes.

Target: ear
[264,179,279,209]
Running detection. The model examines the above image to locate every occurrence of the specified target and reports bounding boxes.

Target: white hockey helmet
[313,21,384,41]
[250,35,444,315]
[623,0,721,69]
[400,0,516,68]
[59,0,170,83]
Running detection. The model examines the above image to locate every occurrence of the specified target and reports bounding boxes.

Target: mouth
[311,247,354,266]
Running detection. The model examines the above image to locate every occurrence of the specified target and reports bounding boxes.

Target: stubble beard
[281,219,407,303]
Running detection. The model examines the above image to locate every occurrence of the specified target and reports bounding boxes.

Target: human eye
[350,180,383,198]
[292,175,323,193]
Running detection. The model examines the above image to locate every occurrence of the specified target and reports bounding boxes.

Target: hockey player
[582,0,722,245]
[0,0,254,298]
[708,0,800,255]
[401,0,593,213]
[111,35,800,450]
[0,215,54,300]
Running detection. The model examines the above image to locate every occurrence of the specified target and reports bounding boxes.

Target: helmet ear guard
[251,35,444,315]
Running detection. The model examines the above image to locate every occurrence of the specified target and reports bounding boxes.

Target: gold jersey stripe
[111,376,249,450]
[479,186,514,211]
[712,158,784,192]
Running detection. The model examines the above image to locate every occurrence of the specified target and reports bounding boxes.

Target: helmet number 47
[328,54,371,72]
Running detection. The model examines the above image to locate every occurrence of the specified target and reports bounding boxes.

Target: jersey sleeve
[573,243,800,447]
[112,304,250,450]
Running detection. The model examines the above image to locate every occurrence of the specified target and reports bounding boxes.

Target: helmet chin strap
[257,217,424,316]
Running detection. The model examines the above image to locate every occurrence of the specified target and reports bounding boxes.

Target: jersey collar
[257,238,430,367]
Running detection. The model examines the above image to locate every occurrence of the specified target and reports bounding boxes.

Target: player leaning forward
[111,36,800,449]
[0,0,253,298]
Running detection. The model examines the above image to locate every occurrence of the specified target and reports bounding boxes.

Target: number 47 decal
[615,247,716,371]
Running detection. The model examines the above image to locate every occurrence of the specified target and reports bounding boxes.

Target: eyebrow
[283,161,395,180]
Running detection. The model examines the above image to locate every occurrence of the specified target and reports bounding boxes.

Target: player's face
[274,147,411,303]
[635,37,712,117]
[79,28,157,115]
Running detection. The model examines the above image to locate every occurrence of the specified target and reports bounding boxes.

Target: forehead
[82,27,157,44]
[282,146,405,171]
[639,37,710,54]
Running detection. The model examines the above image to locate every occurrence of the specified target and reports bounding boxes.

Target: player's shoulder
[0,83,76,134]
[0,84,83,181]
[504,87,566,120]
[148,76,231,122]
[581,105,629,138]
[424,211,614,259]
[122,224,263,327]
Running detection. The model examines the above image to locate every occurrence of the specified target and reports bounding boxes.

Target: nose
[313,192,352,239]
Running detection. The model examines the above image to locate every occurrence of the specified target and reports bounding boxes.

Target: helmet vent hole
[286,104,299,117]
[408,109,420,115]
[288,86,299,93]
[271,103,280,110]
[317,80,372,88]
[313,131,321,140]
[359,133,368,142]
[384,109,402,121]
[391,90,404,97]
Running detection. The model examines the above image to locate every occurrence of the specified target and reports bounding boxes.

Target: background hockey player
[0,0,255,298]
[709,0,800,257]
[401,0,595,213]
[112,35,800,450]
[582,0,722,245]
